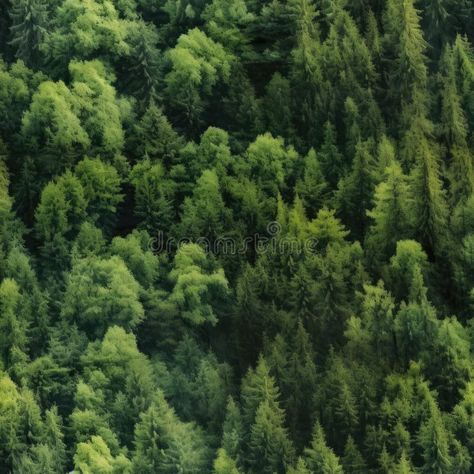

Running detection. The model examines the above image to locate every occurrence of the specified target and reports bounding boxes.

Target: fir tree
[9,0,47,68]
[304,423,343,474]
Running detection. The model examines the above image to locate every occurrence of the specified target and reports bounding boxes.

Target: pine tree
[366,161,412,265]
[34,180,71,274]
[336,140,377,240]
[178,169,231,243]
[452,35,474,132]
[42,407,66,472]
[0,278,28,368]
[344,97,362,161]
[295,149,328,218]
[222,397,244,466]
[263,73,293,140]
[384,0,429,129]
[318,121,344,189]
[304,422,343,474]
[392,451,415,474]
[409,137,448,257]
[422,0,449,55]
[130,159,175,236]
[290,0,321,145]
[133,101,183,165]
[214,448,240,474]
[342,436,367,473]
[439,45,474,202]
[9,0,47,68]
[418,410,452,473]
[241,356,283,432]
[248,400,295,474]
[125,23,161,103]
[279,321,317,448]
[132,391,209,473]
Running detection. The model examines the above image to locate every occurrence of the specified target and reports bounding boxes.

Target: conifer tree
[439,45,474,202]
[418,409,452,473]
[0,278,28,368]
[342,436,367,473]
[9,0,47,68]
[366,161,412,265]
[290,0,321,144]
[318,121,344,189]
[295,149,328,218]
[213,448,240,474]
[422,0,449,55]
[336,140,377,240]
[304,423,343,474]
[263,73,293,140]
[384,0,429,129]
[133,102,183,165]
[410,137,449,257]
[221,397,244,466]
[248,400,295,474]
[125,23,161,103]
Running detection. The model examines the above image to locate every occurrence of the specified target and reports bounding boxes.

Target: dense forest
[2,0,474,472]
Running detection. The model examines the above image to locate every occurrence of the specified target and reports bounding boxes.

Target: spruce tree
[409,137,448,257]
[248,400,295,474]
[9,0,47,68]
[418,409,452,473]
[342,436,367,473]
[336,140,377,240]
[366,161,412,265]
[304,422,343,474]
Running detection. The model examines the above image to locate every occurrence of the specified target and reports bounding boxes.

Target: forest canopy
[1,0,474,472]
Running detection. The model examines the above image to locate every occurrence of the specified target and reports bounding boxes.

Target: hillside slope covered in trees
[2,0,474,472]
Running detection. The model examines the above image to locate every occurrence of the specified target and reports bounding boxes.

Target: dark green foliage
[9,0,47,68]
[0,0,474,471]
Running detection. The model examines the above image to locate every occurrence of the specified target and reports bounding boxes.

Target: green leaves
[61,256,144,337]
[165,28,234,132]
[169,243,229,325]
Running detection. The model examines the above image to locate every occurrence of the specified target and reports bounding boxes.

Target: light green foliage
[130,159,175,235]
[165,28,234,131]
[245,133,298,195]
[202,0,253,51]
[304,423,343,474]
[0,278,28,367]
[366,161,412,264]
[248,399,295,473]
[169,243,228,325]
[21,80,89,156]
[69,60,126,157]
[0,60,45,136]
[132,390,210,473]
[0,376,45,472]
[213,448,240,474]
[61,256,144,337]
[110,231,158,288]
[75,157,123,233]
[179,169,230,241]
[74,435,132,473]
[43,0,134,72]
